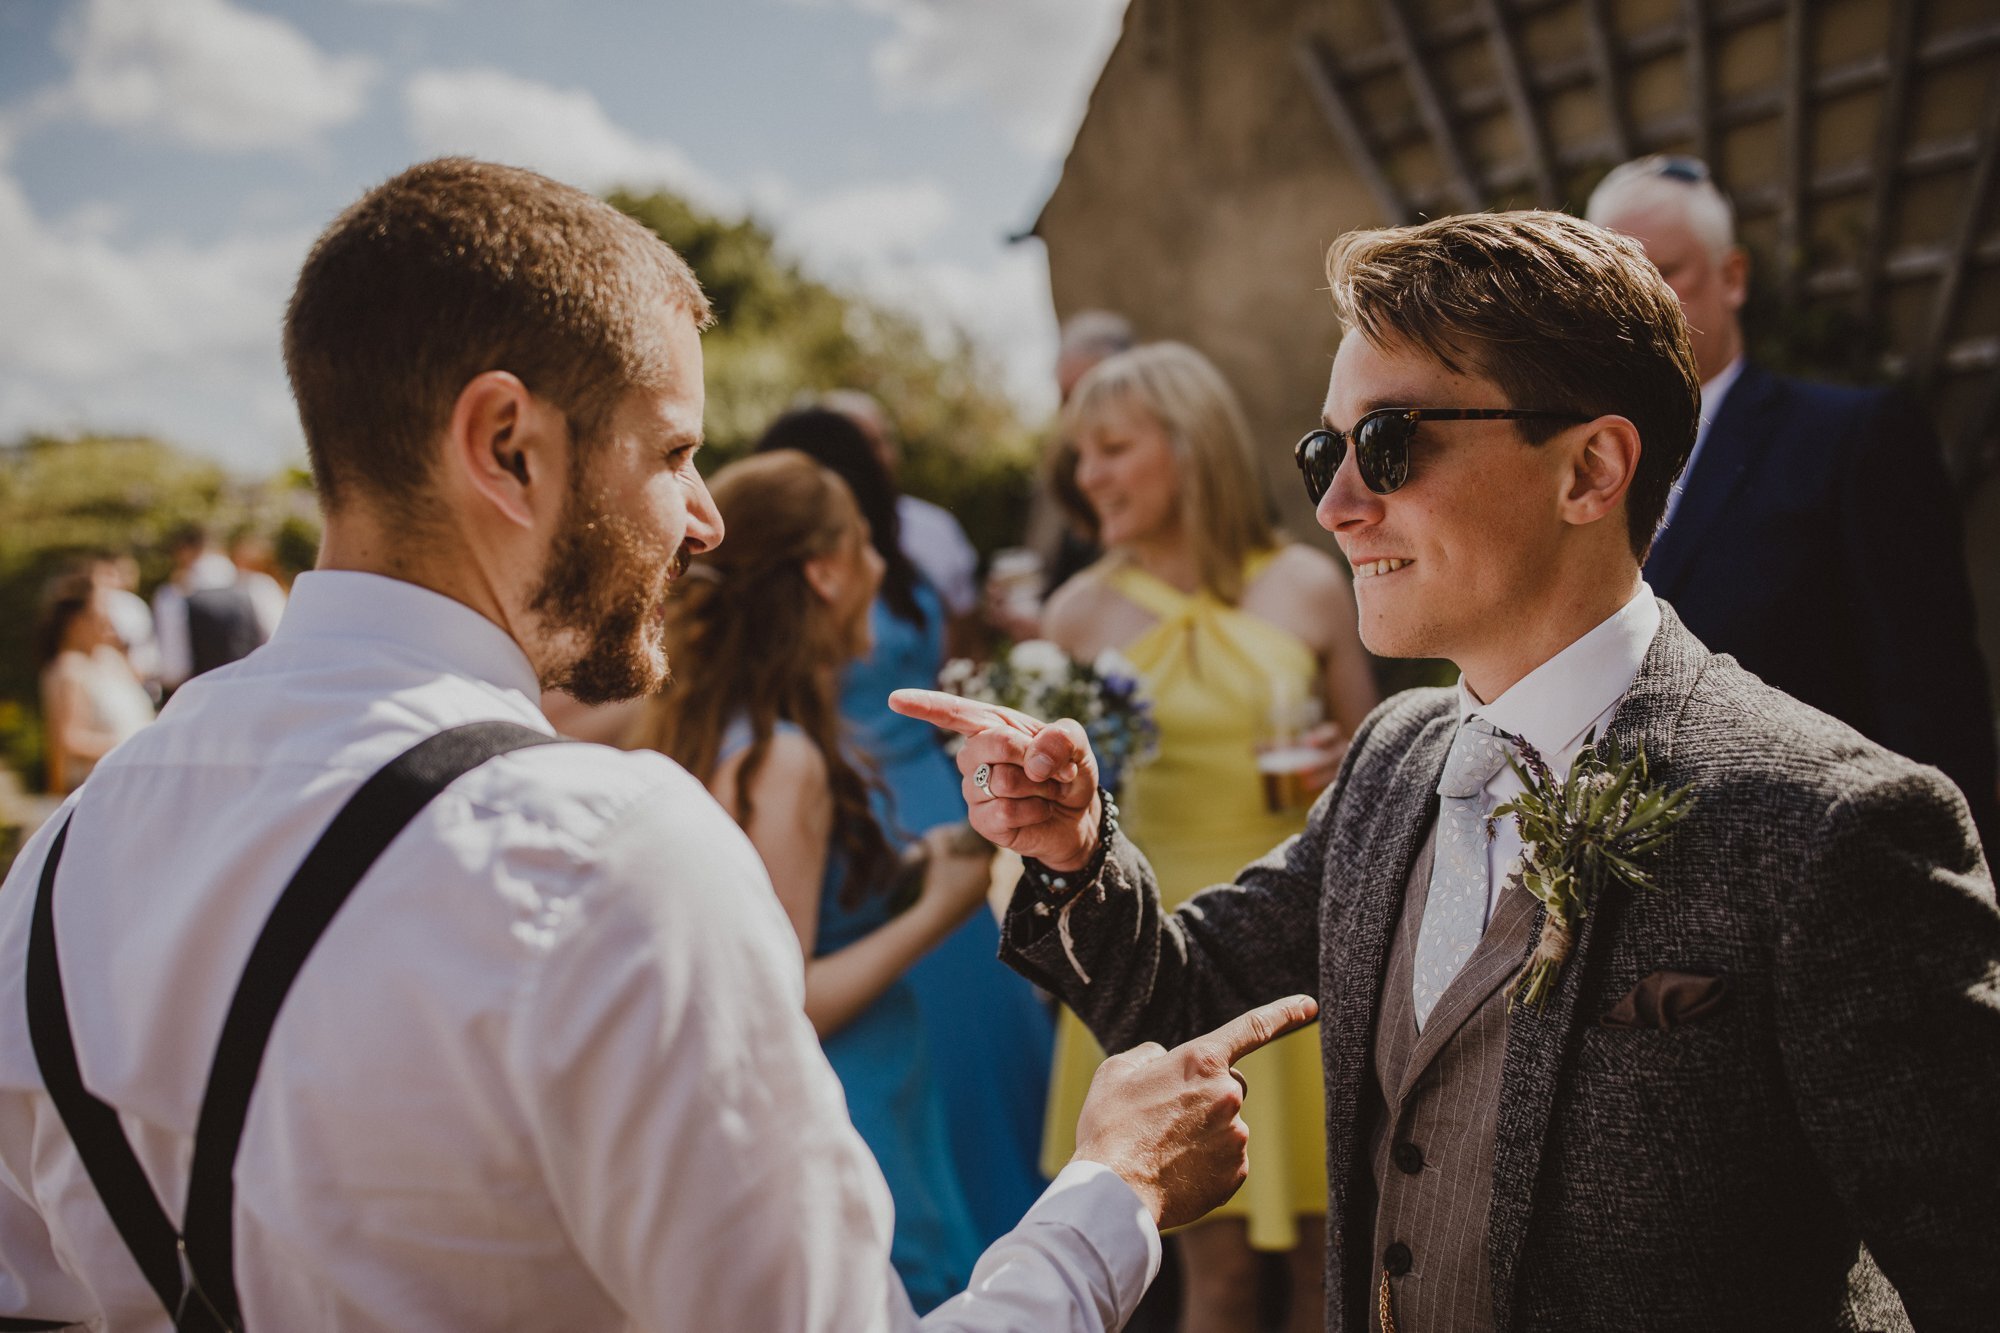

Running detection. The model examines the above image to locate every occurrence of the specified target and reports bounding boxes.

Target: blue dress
[839,582,1056,1248]
[719,717,979,1314]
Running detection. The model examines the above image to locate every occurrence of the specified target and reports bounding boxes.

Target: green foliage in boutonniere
[1490,730,1695,1010]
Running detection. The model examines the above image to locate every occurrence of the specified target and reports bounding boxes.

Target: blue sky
[0,0,1127,473]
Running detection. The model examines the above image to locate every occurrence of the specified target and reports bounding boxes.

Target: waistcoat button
[1384,1242,1412,1276]
[1393,1142,1424,1174]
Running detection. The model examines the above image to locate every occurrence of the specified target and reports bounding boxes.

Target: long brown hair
[633,451,894,902]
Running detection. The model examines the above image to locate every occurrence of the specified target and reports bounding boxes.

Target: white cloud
[403,68,737,214]
[0,163,310,468]
[778,180,955,273]
[45,0,377,153]
[862,247,1059,415]
[809,0,1127,157]
[397,67,1056,409]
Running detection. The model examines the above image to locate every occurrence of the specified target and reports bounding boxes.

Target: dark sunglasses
[1293,407,1593,501]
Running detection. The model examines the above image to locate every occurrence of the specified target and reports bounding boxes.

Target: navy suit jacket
[1645,363,1997,846]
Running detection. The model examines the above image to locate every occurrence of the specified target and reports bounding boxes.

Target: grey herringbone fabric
[1002,603,2000,1332]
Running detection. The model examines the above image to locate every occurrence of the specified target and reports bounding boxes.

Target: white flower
[1009,639,1072,681]
[938,658,978,691]
[1091,648,1138,682]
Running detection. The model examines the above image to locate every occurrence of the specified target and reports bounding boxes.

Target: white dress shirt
[1456,584,1662,925]
[0,570,1157,1331]
[897,495,979,617]
[1657,354,1744,533]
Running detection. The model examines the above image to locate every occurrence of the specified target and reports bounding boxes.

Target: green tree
[0,434,318,785]
[606,190,1041,556]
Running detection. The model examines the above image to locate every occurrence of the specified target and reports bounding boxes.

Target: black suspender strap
[24,720,567,1331]
[25,817,181,1320]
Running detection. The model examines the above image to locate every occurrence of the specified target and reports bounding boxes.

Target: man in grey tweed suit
[895,211,2000,1331]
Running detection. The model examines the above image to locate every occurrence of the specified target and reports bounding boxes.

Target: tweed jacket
[1001,604,2000,1332]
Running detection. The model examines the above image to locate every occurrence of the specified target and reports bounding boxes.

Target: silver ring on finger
[972,762,994,798]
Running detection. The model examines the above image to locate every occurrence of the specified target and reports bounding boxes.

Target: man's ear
[1720,245,1750,314]
[1562,416,1642,530]
[446,370,562,530]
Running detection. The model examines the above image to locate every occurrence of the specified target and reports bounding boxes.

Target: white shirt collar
[271,570,544,704]
[1456,583,1660,760]
[1700,354,1745,423]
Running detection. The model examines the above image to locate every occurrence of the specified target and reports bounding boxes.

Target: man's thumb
[1024,724,1082,783]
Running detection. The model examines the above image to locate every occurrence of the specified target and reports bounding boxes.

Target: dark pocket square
[1599,970,1729,1031]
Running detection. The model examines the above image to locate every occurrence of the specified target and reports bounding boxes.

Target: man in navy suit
[1588,155,1997,849]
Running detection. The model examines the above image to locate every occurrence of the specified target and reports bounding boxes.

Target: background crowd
[2,149,1995,1332]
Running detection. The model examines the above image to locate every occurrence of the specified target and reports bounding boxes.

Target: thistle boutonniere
[1490,729,1695,1010]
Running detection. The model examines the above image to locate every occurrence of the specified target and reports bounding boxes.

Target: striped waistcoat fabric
[1365,828,1539,1332]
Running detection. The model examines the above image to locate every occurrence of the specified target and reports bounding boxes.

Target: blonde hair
[1063,342,1278,604]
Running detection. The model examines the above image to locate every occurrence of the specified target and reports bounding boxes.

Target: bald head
[1586,156,1748,382]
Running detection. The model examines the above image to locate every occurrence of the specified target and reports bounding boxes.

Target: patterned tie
[1411,718,1513,1029]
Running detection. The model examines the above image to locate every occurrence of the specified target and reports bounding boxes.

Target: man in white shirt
[895,210,2000,1329]
[0,158,1314,1330]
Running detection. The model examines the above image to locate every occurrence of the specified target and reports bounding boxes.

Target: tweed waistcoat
[1364,827,1540,1332]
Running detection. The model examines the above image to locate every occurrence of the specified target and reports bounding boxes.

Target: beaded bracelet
[1020,788,1119,901]
[1022,791,1119,985]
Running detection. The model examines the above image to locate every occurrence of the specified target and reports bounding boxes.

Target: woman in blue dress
[755,409,1057,1247]
[635,450,990,1312]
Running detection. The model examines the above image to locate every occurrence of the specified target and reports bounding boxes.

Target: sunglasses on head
[1293,407,1594,501]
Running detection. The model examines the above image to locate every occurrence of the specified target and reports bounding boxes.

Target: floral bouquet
[937,640,1159,794]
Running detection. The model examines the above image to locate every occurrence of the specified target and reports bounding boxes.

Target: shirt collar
[1699,354,1745,425]
[271,570,545,704]
[1457,583,1661,758]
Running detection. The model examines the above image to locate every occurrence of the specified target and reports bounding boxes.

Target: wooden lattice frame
[1296,0,2000,481]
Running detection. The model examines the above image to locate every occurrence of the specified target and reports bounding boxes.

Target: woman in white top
[37,579,156,793]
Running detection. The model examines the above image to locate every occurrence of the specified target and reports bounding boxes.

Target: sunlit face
[531,312,723,704]
[1073,399,1181,549]
[1317,333,1577,679]
[1595,203,1745,382]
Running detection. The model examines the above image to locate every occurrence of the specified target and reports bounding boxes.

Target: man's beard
[530,482,683,706]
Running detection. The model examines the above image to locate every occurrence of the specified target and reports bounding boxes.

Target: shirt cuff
[1030,1160,1163,1294]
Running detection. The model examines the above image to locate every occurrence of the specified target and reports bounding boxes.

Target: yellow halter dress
[1040,555,1327,1250]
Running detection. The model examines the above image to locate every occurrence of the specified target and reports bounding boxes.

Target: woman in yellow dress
[1040,342,1378,1332]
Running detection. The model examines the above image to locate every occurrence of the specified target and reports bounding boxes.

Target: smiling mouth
[1353,558,1413,579]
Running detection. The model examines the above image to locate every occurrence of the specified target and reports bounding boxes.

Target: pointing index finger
[889,688,1043,740]
[1196,994,1319,1066]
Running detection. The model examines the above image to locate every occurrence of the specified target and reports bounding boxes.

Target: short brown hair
[1325,210,1700,558]
[284,158,711,515]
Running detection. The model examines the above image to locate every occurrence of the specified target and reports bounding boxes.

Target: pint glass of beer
[1257,744,1321,814]
[1256,682,1323,814]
